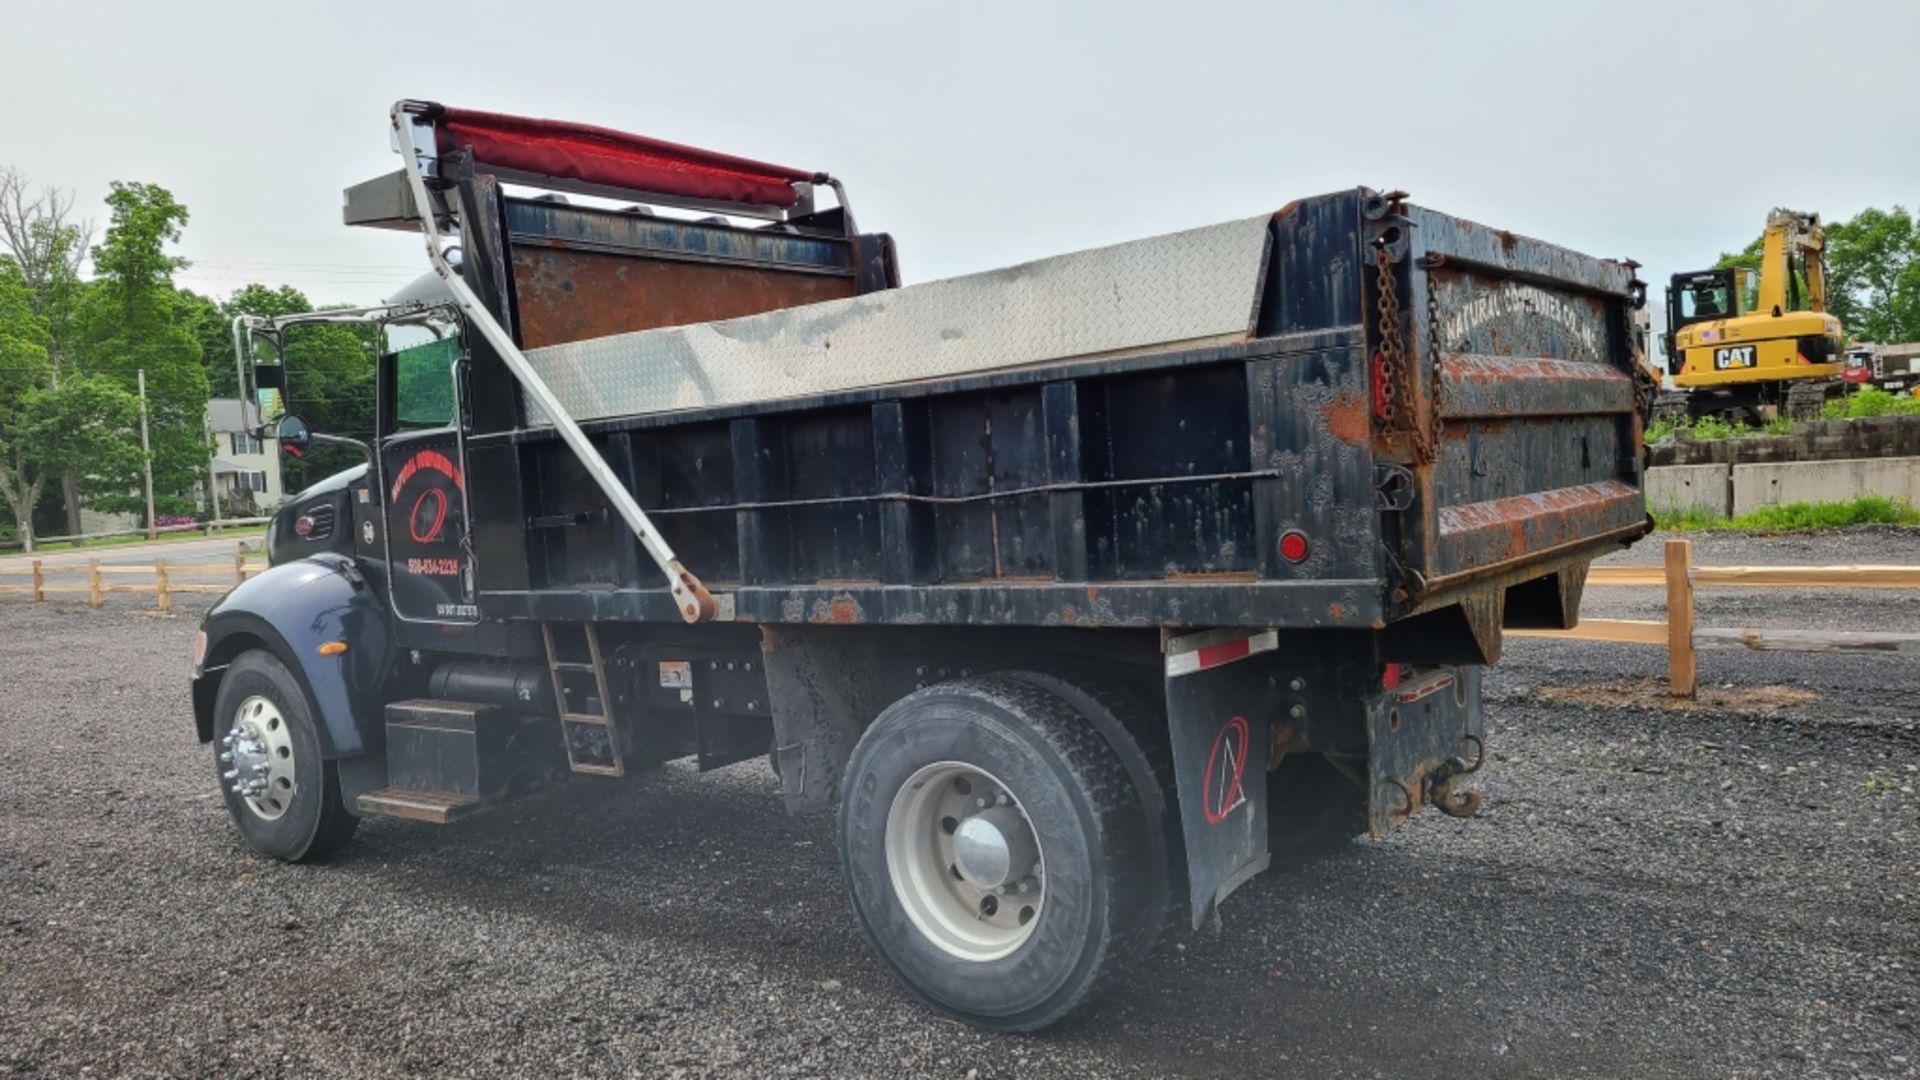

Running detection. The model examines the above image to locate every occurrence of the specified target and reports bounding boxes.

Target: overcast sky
[3,0,1916,311]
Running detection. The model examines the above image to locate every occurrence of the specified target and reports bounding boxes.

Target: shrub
[1821,386,1920,420]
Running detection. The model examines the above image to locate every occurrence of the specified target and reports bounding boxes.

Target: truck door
[379,338,479,623]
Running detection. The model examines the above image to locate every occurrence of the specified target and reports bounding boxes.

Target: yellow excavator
[1656,208,1847,422]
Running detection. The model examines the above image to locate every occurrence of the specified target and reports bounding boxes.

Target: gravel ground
[2,528,1916,1078]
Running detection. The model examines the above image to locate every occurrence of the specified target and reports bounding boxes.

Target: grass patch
[1649,414,1792,443]
[1821,386,1920,420]
[1655,495,1920,533]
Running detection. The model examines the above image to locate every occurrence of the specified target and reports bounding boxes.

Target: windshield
[1679,280,1732,319]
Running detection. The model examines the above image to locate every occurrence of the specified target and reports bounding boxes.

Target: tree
[1716,205,1920,345]
[71,182,210,517]
[0,263,140,549]
[0,168,95,536]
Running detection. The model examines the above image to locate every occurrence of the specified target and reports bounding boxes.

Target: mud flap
[1163,629,1276,930]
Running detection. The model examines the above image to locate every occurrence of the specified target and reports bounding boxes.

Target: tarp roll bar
[428,103,820,209]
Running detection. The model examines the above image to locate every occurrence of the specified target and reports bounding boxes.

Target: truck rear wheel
[211,650,358,862]
[838,675,1154,1032]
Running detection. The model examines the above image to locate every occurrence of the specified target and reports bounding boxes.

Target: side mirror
[254,363,287,424]
[277,415,313,459]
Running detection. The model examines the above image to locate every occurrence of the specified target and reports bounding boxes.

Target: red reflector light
[1382,662,1401,690]
[1279,530,1310,563]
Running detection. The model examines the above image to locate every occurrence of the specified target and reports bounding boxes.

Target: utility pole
[138,368,156,540]
[204,409,224,531]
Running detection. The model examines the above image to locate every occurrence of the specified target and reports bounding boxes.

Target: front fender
[190,554,393,759]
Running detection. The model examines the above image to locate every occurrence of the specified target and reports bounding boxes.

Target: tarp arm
[389,99,721,624]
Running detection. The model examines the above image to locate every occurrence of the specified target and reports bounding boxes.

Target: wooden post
[88,558,103,608]
[235,547,247,582]
[31,559,43,602]
[1665,538,1696,697]
[155,558,171,613]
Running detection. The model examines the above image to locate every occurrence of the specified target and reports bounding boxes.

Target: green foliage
[89,182,189,299]
[69,182,210,516]
[1656,496,1920,533]
[0,262,143,545]
[1651,415,1790,442]
[1690,415,1741,440]
[1819,386,1920,419]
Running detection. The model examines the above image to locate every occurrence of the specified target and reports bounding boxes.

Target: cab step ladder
[541,623,627,776]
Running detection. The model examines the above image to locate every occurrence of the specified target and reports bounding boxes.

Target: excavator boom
[1755,208,1826,316]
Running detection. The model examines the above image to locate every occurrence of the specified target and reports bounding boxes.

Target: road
[0,529,1915,1078]
[0,532,260,571]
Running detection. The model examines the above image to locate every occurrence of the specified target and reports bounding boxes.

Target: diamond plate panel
[522,214,1273,423]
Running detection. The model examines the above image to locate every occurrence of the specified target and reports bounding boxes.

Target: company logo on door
[1713,346,1756,370]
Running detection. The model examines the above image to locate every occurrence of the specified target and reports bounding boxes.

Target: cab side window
[389,339,459,432]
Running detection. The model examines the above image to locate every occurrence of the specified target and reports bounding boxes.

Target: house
[205,398,283,514]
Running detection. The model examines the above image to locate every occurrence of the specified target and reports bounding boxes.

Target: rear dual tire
[838,675,1164,1032]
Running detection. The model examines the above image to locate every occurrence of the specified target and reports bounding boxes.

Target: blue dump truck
[191,101,1652,1031]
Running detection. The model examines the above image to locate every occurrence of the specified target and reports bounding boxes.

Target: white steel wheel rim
[227,695,297,821]
[883,761,1046,962]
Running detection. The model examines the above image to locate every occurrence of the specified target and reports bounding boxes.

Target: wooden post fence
[1664,539,1696,697]
[1512,538,1920,698]
[0,543,262,610]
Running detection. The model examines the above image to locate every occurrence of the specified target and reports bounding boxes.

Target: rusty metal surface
[1439,354,1636,419]
[1386,203,1649,600]
[1364,666,1484,836]
[1434,479,1643,572]
[512,248,857,350]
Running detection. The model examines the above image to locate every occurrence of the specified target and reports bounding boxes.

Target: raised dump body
[198,101,1650,1034]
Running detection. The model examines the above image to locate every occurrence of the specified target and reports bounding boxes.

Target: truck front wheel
[211,650,358,862]
[838,675,1155,1032]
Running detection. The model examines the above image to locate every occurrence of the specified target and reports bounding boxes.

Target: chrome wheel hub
[884,762,1046,962]
[221,695,296,821]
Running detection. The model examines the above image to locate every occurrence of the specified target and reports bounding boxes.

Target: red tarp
[434,106,815,208]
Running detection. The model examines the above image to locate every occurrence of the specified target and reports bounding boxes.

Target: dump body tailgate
[1388,200,1649,607]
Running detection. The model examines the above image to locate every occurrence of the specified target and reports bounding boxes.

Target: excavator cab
[1662,268,1739,373]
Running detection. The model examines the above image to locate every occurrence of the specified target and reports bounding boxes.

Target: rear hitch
[1424,734,1485,819]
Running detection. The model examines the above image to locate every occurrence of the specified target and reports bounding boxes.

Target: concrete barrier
[1644,463,1732,517]
[1731,456,1920,515]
